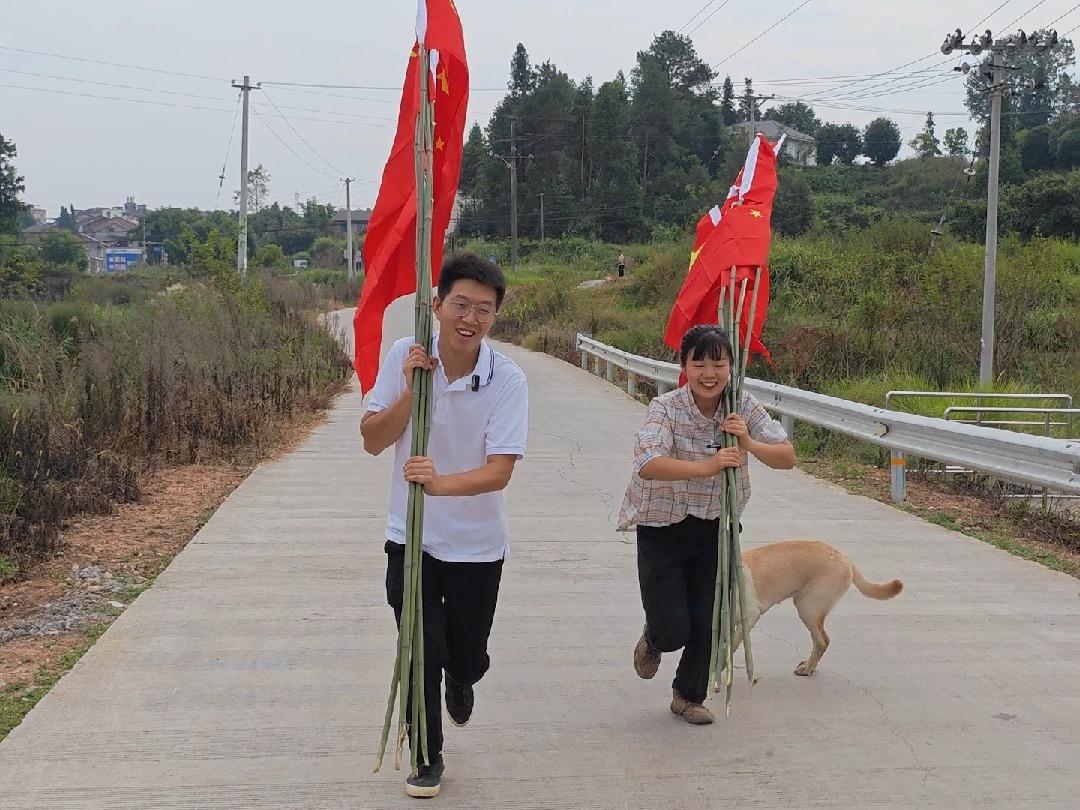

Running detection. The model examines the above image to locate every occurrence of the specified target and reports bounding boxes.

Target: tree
[509,44,535,96]
[862,117,902,166]
[772,169,813,236]
[764,101,821,136]
[1018,125,1055,172]
[38,230,86,268]
[234,164,271,212]
[909,112,942,158]
[816,122,862,165]
[720,76,737,126]
[0,134,27,242]
[965,31,1076,131]
[254,243,287,269]
[942,127,970,158]
[459,124,487,194]
[738,78,755,122]
[1055,128,1080,169]
[56,205,79,233]
[642,30,716,91]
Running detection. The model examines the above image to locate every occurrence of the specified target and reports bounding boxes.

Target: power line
[1046,2,1080,28]
[0,81,390,127]
[713,0,816,68]
[0,81,236,113]
[679,0,720,32]
[999,0,1050,32]
[260,88,352,177]
[215,93,243,209]
[251,108,339,180]
[685,0,736,37]
[0,67,396,125]
[0,44,225,82]
[969,0,1016,34]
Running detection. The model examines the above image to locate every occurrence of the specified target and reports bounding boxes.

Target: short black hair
[679,324,734,366]
[437,251,506,309]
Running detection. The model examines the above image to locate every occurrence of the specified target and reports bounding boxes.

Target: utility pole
[744,88,775,147]
[231,76,261,283]
[509,117,518,273]
[539,192,544,241]
[344,177,355,282]
[941,27,1059,384]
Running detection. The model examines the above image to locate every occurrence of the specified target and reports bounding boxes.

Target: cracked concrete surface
[0,300,1078,808]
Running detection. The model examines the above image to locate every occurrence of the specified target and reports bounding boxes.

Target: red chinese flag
[663,133,780,365]
[352,0,469,394]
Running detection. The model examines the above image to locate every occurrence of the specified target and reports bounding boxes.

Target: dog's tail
[851,564,903,600]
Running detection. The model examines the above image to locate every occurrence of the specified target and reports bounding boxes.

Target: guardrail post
[781,414,794,441]
[890,450,906,502]
[627,373,637,397]
[656,382,668,395]
[580,350,588,371]
[593,359,601,377]
[606,360,615,383]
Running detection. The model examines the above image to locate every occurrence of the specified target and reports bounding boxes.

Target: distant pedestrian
[617,251,626,278]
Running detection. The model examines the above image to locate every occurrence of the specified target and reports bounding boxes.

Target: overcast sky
[4,0,1077,218]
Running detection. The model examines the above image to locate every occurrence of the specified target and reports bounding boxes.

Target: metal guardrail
[576,334,1080,501]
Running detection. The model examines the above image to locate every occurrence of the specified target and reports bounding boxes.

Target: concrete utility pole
[231,76,261,283]
[509,117,518,273]
[744,88,775,147]
[344,177,355,282]
[539,192,544,241]
[941,27,1059,384]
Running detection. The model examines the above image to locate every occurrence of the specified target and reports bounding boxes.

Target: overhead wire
[215,92,243,208]
[712,0,816,68]
[260,87,352,177]
[251,108,339,180]
[0,44,225,82]
[684,0,736,37]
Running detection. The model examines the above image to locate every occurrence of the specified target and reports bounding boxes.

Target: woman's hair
[679,324,734,366]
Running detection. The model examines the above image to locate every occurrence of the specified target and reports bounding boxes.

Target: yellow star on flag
[435,136,446,151]
[750,209,762,218]
[437,68,450,94]
[689,246,702,270]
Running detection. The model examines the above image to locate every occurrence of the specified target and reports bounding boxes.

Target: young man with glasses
[360,252,528,798]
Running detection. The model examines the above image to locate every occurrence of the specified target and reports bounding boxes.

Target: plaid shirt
[617,386,789,531]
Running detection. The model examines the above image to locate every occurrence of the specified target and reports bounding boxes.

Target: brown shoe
[670,688,715,725]
[633,627,661,679]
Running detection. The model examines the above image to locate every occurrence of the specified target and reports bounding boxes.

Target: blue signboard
[105,249,144,274]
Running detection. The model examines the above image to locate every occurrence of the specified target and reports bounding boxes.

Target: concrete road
[1,299,1077,809]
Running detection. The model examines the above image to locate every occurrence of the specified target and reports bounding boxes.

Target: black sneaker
[405,757,445,798]
[445,674,474,727]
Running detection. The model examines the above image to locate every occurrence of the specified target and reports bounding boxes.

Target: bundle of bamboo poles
[373,42,436,777]
[707,267,764,717]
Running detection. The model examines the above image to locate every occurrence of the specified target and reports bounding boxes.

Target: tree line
[457,30,1080,244]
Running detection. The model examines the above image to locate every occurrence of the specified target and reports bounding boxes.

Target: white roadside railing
[576,334,1080,502]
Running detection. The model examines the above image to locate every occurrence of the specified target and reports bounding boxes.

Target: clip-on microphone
[470,375,480,392]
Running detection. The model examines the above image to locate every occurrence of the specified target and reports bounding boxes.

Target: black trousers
[385,540,503,760]
[636,515,719,704]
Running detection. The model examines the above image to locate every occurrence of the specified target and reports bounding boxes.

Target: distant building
[20,224,107,273]
[82,216,139,247]
[330,208,372,238]
[730,120,817,167]
[24,206,48,226]
[73,197,148,230]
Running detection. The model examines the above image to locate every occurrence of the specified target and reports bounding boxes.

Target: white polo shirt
[367,334,529,563]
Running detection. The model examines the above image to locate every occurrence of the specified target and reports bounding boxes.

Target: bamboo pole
[373,40,436,776]
[708,265,761,716]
